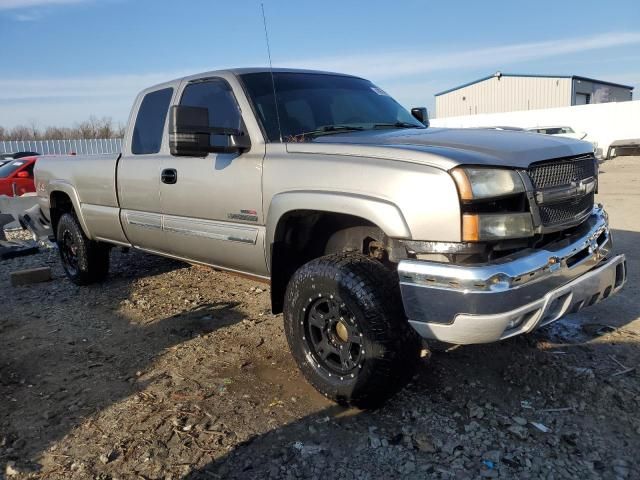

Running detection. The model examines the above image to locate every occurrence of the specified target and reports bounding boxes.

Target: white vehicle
[527,126,587,141]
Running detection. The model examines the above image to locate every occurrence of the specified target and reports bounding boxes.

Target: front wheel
[284,253,420,408]
[57,212,110,285]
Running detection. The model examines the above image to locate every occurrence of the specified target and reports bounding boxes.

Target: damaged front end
[394,154,627,344]
[398,206,626,343]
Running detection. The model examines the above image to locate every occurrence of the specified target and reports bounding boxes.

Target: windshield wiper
[373,122,424,129]
[299,124,366,138]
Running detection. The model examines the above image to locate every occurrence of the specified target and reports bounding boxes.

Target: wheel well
[49,191,74,240]
[270,210,385,314]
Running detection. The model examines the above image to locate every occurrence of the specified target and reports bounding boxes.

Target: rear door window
[132,87,174,155]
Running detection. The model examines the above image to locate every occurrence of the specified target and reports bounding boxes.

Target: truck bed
[35,154,120,208]
[35,153,127,243]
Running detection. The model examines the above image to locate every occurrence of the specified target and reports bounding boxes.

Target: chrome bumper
[398,206,627,344]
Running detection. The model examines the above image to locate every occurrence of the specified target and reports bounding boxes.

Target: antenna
[261,3,283,142]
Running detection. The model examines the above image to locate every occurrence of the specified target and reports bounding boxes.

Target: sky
[1,0,639,128]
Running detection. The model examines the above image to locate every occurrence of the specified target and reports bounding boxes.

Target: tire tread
[57,213,110,285]
[284,253,420,408]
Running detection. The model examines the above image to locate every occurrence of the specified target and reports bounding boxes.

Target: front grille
[527,155,597,228]
[538,192,594,226]
[528,155,596,189]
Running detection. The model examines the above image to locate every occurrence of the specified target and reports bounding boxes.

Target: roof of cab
[141,67,362,94]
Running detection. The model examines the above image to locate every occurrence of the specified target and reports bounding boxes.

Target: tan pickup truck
[35,68,627,407]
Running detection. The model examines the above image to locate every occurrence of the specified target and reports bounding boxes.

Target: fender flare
[265,190,411,266]
[48,180,92,239]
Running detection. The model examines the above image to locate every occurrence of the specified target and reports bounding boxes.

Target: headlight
[450,167,533,241]
[462,213,533,241]
[450,167,525,200]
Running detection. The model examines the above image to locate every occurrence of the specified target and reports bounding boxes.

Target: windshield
[0,160,27,178]
[240,72,425,142]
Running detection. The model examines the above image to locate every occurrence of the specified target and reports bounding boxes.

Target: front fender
[265,190,411,264]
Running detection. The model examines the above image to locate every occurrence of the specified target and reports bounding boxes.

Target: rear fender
[48,180,92,239]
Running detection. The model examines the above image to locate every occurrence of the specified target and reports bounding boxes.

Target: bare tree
[75,119,95,139]
[28,120,40,140]
[1,117,125,141]
[96,117,115,139]
[44,126,73,140]
[8,125,32,140]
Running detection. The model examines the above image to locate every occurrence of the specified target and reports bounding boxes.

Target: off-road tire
[284,253,420,408]
[57,213,110,285]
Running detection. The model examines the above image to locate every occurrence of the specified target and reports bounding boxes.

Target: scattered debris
[512,416,527,426]
[292,441,323,455]
[482,460,495,469]
[5,461,19,477]
[609,355,636,377]
[98,449,117,465]
[538,406,574,413]
[468,402,485,419]
[530,422,551,433]
[570,366,595,378]
[10,266,51,286]
[413,433,436,453]
[0,240,39,260]
[507,425,529,440]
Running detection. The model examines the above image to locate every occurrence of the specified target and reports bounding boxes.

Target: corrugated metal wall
[0,138,122,155]
[436,76,572,118]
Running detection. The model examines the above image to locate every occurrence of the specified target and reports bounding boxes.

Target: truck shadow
[0,248,247,468]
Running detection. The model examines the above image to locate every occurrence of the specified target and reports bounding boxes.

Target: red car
[0,156,37,197]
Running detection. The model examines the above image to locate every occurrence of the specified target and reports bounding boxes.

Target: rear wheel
[57,213,110,285]
[284,253,420,408]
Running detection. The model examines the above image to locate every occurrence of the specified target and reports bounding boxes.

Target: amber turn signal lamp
[462,214,480,242]
[450,168,473,201]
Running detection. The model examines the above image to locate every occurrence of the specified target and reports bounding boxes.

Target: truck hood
[286,127,594,169]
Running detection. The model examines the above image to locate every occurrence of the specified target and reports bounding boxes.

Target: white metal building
[435,72,634,118]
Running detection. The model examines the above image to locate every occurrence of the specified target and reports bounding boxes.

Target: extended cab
[35,69,627,407]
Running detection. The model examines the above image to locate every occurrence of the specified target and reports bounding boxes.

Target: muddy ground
[1,157,639,480]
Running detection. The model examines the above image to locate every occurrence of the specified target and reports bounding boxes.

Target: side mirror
[16,171,30,178]
[169,105,251,157]
[411,107,430,127]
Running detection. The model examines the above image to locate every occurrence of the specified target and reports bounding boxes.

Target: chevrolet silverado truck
[35,68,627,407]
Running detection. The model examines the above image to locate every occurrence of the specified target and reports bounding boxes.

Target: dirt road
[1,157,638,479]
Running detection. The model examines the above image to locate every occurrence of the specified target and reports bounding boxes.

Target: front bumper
[398,206,627,344]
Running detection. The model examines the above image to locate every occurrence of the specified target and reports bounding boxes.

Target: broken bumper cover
[398,206,627,344]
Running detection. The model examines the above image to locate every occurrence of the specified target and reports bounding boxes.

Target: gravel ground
[1,157,639,480]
